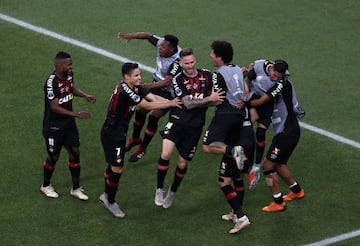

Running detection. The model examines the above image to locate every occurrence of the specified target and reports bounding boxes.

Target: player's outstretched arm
[73,86,96,103]
[137,97,182,111]
[117,32,152,43]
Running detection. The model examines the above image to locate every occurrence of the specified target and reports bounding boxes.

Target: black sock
[157,157,170,189]
[106,169,122,204]
[68,162,80,190]
[141,115,159,149]
[221,185,244,217]
[171,166,187,192]
[132,111,146,139]
[290,182,302,193]
[234,179,245,206]
[43,161,55,187]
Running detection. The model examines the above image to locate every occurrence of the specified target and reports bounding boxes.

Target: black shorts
[239,124,256,164]
[101,126,126,167]
[160,121,203,161]
[255,102,273,128]
[43,119,79,154]
[203,113,244,146]
[218,155,241,178]
[266,132,300,164]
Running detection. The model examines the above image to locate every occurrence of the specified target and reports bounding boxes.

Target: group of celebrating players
[40,31,305,234]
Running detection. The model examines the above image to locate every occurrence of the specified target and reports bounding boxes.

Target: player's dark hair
[55,51,71,60]
[211,41,233,64]
[274,59,289,71]
[122,62,139,77]
[164,34,179,52]
[273,60,288,74]
[180,48,194,58]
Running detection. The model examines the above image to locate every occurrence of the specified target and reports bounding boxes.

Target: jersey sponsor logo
[169,62,180,76]
[122,82,141,103]
[172,74,183,97]
[271,82,283,98]
[58,93,73,104]
[212,73,220,91]
[46,74,56,100]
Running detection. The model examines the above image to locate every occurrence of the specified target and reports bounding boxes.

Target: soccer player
[99,63,182,218]
[247,60,305,212]
[41,51,96,200]
[154,48,225,208]
[118,32,181,162]
[202,41,251,234]
[220,106,256,233]
[245,59,289,190]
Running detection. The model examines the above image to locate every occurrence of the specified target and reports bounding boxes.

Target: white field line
[300,122,360,149]
[1,13,360,245]
[303,229,360,246]
[0,13,155,74]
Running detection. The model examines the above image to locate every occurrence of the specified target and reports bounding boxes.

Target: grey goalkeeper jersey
[267,79,300,136]
[249,59,275,97]
[217,64,249,107]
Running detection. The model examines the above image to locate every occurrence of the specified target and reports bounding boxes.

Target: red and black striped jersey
[170,69,213,127]
[43,71,74,128]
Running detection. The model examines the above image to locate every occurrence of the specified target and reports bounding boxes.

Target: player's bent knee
[217,176,231,187]
[111,165,123,174]
[202,144,210,153]
[47,154,59,164]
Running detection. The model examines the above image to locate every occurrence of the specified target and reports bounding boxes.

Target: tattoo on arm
[182,95,211,110]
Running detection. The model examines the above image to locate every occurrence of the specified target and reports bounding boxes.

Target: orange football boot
[262,201,286,212]
[283,189,305,201]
